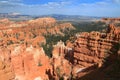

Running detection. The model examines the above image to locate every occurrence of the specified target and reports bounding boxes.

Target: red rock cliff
[73,20,120,78]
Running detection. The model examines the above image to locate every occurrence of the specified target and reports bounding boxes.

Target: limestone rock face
[0,17,75,47]
[52,41,73,80]
[102,18,120,23]
[0,48,15,80]
[0,59,15,80]
[28,17,56,26]
[73,20,120,77]
[10,45,51,80]
[0,17,75,80]
[0,17,120,80]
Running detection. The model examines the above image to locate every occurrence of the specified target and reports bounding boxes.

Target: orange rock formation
[0,17,120,80]
[73,19,120,78]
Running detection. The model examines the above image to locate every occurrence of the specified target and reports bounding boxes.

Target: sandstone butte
[0,17,120,80]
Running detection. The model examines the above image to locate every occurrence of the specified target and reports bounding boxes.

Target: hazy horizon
[0,0,120,17]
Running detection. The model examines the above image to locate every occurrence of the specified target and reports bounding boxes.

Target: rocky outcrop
[10,44,51,80]
[28,17,56,28]
[0,41,74,80]
[0,17,75,80]
[0,17,75,47]
[0,48,15,80]
[73,21,120,78]
[102,18,120,21]
[102,18,120,24]
[0,17,119,80]
[0,59,15,80]
[51,41,73,80]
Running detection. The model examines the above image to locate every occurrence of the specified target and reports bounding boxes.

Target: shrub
[37,62,42,66]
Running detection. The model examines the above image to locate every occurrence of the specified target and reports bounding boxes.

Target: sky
[0,0,120,17]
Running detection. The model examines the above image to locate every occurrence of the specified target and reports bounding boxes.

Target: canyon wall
[0,17,75,80]
[72,18,120,78]
[0,18,120,80]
